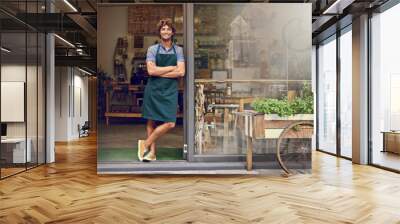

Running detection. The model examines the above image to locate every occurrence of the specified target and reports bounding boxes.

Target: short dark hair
[157,18,176,39]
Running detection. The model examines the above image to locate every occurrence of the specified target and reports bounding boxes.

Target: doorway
[97,4,186,163]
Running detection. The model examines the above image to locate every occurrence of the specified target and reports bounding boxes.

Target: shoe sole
[143,156,156,162]
[142,150,152,162]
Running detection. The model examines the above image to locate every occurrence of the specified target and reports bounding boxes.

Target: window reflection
[371,4,400,171]
[194,4,312,155]
[340,29,352,158]
[317,37,337,155]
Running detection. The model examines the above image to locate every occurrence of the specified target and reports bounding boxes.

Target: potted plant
[250,83,314,139]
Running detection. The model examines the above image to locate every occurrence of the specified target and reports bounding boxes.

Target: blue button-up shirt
[146,44,185,63]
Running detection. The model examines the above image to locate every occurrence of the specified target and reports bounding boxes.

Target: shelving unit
[105,82,184,126]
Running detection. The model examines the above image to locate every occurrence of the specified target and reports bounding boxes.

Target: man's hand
[159,62,185,78]
[146,61,176,76]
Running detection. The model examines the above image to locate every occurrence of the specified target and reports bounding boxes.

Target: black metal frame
[367,10,373,166]
[316,0,400,171]
[336,24,341,157]
[315,33,338,156]
[315,44,319,152]
[0,0,47,180]
[315,22,353,162]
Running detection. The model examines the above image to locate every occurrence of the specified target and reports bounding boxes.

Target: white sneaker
[137,140,148,161]
[143,152,156,162]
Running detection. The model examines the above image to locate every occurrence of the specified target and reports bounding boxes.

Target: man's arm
[158,61,185,78]
[146,61,176,76]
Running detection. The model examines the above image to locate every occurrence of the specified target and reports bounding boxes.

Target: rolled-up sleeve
[146,46,156,62]
[176,46,185,62]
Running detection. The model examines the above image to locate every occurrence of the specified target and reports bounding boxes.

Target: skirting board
[97,161,311,175]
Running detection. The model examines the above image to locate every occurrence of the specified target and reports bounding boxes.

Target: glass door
[339,27,352,158]
[317,36,337,155]
[188,3,312,162]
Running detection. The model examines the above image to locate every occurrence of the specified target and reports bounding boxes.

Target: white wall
[55,66,69,141]
[71,72,89,138]
[1,65,32,138]
[2,64,46,164]
[55,67,89,141]
[97,6,128,77]
[1,65,26,81]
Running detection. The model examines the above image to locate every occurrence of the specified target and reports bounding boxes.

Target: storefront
[97,3,313,174]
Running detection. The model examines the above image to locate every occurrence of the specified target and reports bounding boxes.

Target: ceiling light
[1,47,11,53]
[78,67,93,76]
[323,0,355,15]
[54,34,75,48]
[63,0,78,12]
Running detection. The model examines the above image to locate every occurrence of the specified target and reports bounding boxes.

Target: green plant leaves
[291,95,314,114]
[251,83,314,117]
[252,98,294,117]
[251,90,313,117]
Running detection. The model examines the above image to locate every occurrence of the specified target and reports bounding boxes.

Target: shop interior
[192,4,312,158]
[97,5,185,162]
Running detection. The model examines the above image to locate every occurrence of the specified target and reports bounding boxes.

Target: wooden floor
[1,135,400,223]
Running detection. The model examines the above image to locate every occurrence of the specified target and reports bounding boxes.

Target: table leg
[239,99,244,112]
[247,136,253,171]
[223,108,229,153]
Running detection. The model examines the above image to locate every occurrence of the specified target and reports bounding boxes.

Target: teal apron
[142,44,178,123]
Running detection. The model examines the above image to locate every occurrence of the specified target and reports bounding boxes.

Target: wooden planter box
[253,113,314,140]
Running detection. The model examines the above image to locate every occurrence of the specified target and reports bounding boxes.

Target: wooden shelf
[105,82,185,125]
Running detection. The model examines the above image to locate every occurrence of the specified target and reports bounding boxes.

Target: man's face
[160,25,173,41]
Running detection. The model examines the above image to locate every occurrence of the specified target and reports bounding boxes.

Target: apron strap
[156,43,161,55]
[156,43,177,55]
[172,44,177,55]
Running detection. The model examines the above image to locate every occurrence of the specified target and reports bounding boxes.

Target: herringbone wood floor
[1,135,400,224]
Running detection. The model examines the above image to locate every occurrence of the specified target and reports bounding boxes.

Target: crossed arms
[146,61,185,78]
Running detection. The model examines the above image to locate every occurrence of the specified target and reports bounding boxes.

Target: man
[138,18,185,162]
